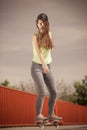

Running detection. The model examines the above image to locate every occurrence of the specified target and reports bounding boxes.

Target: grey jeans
[31,61,57,116]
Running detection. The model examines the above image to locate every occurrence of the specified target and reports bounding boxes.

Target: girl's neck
[39,29,44,33]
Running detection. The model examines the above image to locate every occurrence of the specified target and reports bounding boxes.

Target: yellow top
[32,32,52,64]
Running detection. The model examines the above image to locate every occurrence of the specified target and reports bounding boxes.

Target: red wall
[0,86,87,126]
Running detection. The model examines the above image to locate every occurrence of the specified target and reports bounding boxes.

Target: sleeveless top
[32,31,52,64]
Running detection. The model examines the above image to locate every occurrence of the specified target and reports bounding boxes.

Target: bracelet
[42,64,47,68]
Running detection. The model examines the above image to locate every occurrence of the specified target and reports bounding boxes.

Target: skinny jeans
[31,61,57,116]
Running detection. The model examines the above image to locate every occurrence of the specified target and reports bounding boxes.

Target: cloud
[0,0,87,85]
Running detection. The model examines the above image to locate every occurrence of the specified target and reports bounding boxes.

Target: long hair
[36,21,54,49]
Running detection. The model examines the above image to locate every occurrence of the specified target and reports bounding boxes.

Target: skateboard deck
[35,118,63,129]
[35,118,48,129]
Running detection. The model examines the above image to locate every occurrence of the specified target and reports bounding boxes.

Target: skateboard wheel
[54,122,59,128]
[39,123,44,129]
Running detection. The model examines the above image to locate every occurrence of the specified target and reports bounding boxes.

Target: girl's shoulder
[32,31,39,43]
[33,31,40,36]
[49,31,52,39]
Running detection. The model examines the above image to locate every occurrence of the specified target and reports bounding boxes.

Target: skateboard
[35,118,63,129]
[35,118,48,129]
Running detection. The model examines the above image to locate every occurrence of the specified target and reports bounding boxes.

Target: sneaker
[36,114,47,120]
[48,114,62,121]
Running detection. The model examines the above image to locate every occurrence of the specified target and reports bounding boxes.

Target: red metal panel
[0,86,36,126]
[55,99,87,125]
[0,86,87,126]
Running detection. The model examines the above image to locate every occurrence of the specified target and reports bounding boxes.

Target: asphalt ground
[0,125,87,130]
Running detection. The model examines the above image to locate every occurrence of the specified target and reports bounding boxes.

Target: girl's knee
[39,93,46,98]
[51,90,57,99]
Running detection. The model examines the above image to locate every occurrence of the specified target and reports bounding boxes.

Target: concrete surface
[0,125,87,130]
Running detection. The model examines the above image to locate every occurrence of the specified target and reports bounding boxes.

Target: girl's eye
[40,22,42,25]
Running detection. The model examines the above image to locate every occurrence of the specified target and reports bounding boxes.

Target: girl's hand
[42,65,49,74]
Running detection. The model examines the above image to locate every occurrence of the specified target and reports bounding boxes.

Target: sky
[0,0,87,86]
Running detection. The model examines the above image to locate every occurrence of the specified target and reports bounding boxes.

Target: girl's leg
[44,70,62,120]
[43,70,57,116]
[31,62,46,116]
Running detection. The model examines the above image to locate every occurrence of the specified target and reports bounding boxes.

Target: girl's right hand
[42,65,49,74]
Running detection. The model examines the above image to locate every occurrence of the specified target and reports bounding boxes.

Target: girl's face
[37,20,45,31]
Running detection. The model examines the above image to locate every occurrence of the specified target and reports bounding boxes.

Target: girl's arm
[32,35,46,65]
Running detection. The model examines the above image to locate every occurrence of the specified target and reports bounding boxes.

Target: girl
[31,13,62,121]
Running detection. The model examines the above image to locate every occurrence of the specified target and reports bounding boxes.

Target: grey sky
[0,0,87,85]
